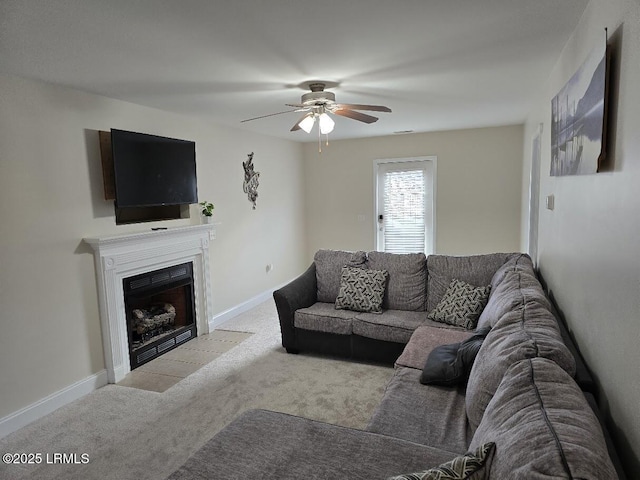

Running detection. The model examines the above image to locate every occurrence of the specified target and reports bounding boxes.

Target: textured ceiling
[0,0,589,141]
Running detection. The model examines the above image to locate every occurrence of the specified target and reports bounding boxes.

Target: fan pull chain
[315,121,331,153]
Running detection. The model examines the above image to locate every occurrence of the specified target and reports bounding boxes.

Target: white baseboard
[0,281,294,440]
[209,279,291,330]
[0,369,108,439]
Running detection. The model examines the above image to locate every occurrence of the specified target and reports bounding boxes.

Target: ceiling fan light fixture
[319,113,335,134]
[298,114,315,133]
[241,81,391,144]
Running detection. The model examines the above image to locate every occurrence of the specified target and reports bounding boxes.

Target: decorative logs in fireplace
[132,303,176,340]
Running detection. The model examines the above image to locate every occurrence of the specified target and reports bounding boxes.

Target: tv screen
[111,129,198,208]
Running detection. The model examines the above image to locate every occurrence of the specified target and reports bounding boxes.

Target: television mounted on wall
[111,129,198,209]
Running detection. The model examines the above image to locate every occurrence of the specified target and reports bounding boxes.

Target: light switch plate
[546,194,555,210]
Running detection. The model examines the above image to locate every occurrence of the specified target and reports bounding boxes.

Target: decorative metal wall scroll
[242,152,260,209]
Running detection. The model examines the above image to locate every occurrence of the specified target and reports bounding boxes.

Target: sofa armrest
[273,263,317,351]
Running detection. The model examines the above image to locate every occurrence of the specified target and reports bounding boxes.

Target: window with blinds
[383,169,426,253]
[375,157,435,254]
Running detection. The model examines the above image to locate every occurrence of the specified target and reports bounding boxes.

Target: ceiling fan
[240,82,392,135]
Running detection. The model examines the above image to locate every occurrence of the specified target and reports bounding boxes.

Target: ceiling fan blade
[336,103,392,113]
[240,109,300,123]
[290,112,312,132]
[285,103,306,108]
[333,109,379,124]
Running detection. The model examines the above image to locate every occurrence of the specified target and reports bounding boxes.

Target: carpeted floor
[0,300,394,480]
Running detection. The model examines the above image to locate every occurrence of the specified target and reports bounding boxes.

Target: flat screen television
[111,129,198,208]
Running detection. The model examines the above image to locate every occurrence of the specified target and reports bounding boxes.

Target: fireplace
[84,225,214,383]
[124,262,196,369]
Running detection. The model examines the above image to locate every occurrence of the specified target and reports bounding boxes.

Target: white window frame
[373,156,437,254]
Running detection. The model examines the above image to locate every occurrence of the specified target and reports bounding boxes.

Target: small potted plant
[199,201,215,223]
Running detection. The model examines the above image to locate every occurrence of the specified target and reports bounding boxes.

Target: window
[374,157,436,254]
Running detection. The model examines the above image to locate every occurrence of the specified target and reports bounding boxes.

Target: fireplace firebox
[123,262,196,369]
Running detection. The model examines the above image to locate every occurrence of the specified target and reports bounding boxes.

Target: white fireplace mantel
[84,225,214,383]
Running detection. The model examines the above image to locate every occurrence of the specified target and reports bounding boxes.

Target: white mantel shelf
[84,225,215,383]
[84,224,215,248]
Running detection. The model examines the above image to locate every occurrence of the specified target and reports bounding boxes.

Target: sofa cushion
[335,265,388,313]
[388,442,495,480]
[476,270,550,330]
[469,358,617,480]
[314,249,367,303]
[353,310,427,344]
[367,367,470,453]
[395,325,472,370]
[367,251,427,311]
[426,253,516,313]
[420,326,491,386]
[167,409,459,480]
[465,305,577,432]
[294,302,356,335]
[486,253,534,291]
[427,279,491,329]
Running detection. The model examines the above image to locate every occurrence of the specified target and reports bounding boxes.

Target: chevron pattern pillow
[428,279,491,330]
[387,442,495,480]
[335,266,389,314]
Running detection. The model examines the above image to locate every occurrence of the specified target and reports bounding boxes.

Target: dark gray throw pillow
[420,342,462,386]
[420,326,491,386]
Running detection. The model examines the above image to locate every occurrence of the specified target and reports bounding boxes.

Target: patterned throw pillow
[427,279,491,330]
[387,442,495,480]
[335,266,388,314]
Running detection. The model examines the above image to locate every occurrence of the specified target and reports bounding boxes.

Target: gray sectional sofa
[274,250,525,364]
[168,250,624,479]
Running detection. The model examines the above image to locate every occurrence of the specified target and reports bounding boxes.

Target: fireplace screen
[123,262,196,369]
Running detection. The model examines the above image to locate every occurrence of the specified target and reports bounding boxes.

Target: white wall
[0,74,307,420]
[303,125,524,260]
[520,0,640,474]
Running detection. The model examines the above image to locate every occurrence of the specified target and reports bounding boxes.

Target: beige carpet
[0,300,394,480]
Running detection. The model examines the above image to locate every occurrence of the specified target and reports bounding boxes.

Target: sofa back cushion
[367,251,427,311]
[476,270,550,331]
[426,253,517,313]
[486,253,534,291]
[469,358,617,480]
[465,304,576,432]
[314,250,367,303]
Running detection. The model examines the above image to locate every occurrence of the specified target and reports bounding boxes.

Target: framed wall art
[550,35,609,176]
